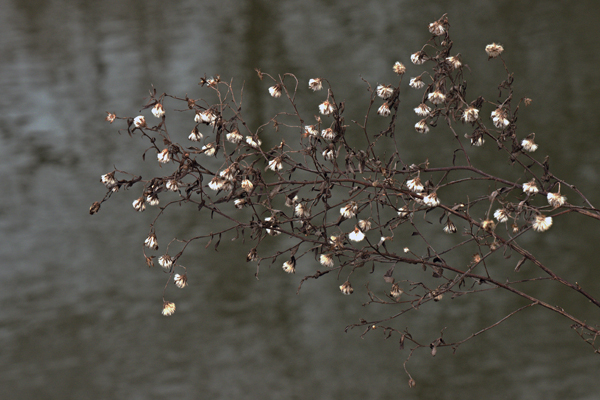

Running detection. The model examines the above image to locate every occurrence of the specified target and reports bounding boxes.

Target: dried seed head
[443,219,457,234]
[282,258,296,274]
[377,102,391,117]
[174,274,188,288]
[494,209,509,223]
[391,283,403,298]
[410,51,426,65]
[414,119,430,134]
[521,133,538,152]
[423,192,440,207]
[481,219,496,232]
[309,78,323,91]
[522,179,539,195]
[340,201,358,219]
[152,103,165,118]
[133,115,146,128]
[532,215,553,232]
[319,100,335,115]
[159,254,173,270]
[547,192,567,208]
[485,43,504,58]
[339,281,354,295]
[162,301,176,316]
[427,90,446,105]
[376,84,394,99]
[348,227,365,242]
[268,84,283,98]
[188,127,203,142]
[106,112,116,123]
[491,108,510,129]
[226,129,243,144]
[319,254,334,267]
[409,76,425,89]
[414,103,432,117]
[393,61,406,75]
[428,20,446,36]
[132,197,146,212]
[462,106,479,122]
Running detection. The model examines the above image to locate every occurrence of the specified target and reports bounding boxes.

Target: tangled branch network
[91,14,600,384]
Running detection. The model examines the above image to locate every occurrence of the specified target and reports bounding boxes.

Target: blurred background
[1,0,600,398]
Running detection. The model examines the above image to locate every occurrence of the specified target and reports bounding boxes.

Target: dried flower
[321,128,337,140]
[358,219,371,232]
[485,43,504,58]
[165,180,179,192]
[423,192,440,207]
[322,148,336,161]
[247,249,258,262]
[406,177,424,193]
[106,113,116,123]
[319,100,335,115]
[340,201,358,219]
[377,102,391,117]
[195,109,217,125]
[409,77,425,89]
[89,201,101,215]
[391,283,403,298]
[522,179,539,195]
[320,254,334,267]
[445,55,461,70]
[309,78,323,91]
[414,103,431,117]
[152,103,165,118]
[174,274,187,288]
[547,192,567,208]
[241,179,254,193]
[234,198,247,209]
[462,106,479,122]
[159,254,173,270]
[414,120,430,134]
[245,136,262,149]
[521,133,538,152]
[202,143,216,156]
[491,108,510,129]
[339,281,354,295]
[393,61,406,75]
[428,21,445,36]
[145,233,159,250]
[133,115,146,128]
[532,215,553,232]
[428,90,446,105]
[282,258,296,274]
[443,220,457,234]
[268,84,283,98]
[411,51,426,65]
[376,85,394,99]
[146,193,160,206]
[101,172,117,188]
[349,227,365,242]
[481,219,496,232]
[397,205,411,218]
[470,136,485,147]
[494,209,509,223]
[295,203,310,218]
[304,125,319,137]
[226,129,243,144]
[267,157,283,172]
[403,247,410,253]
[132,197,146,212]
[188,128,203,142]
[157,148,171,163]
[162,301,176,316]
[265,217,281,236]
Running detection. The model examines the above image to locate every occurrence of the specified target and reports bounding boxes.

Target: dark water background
[1,0,600,398]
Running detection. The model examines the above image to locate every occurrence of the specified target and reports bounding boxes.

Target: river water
[1,0,600,398]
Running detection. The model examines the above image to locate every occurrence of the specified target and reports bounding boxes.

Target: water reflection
[1,0,600,398]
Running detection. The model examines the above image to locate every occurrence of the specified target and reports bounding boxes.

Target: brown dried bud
[89,201,101,215]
